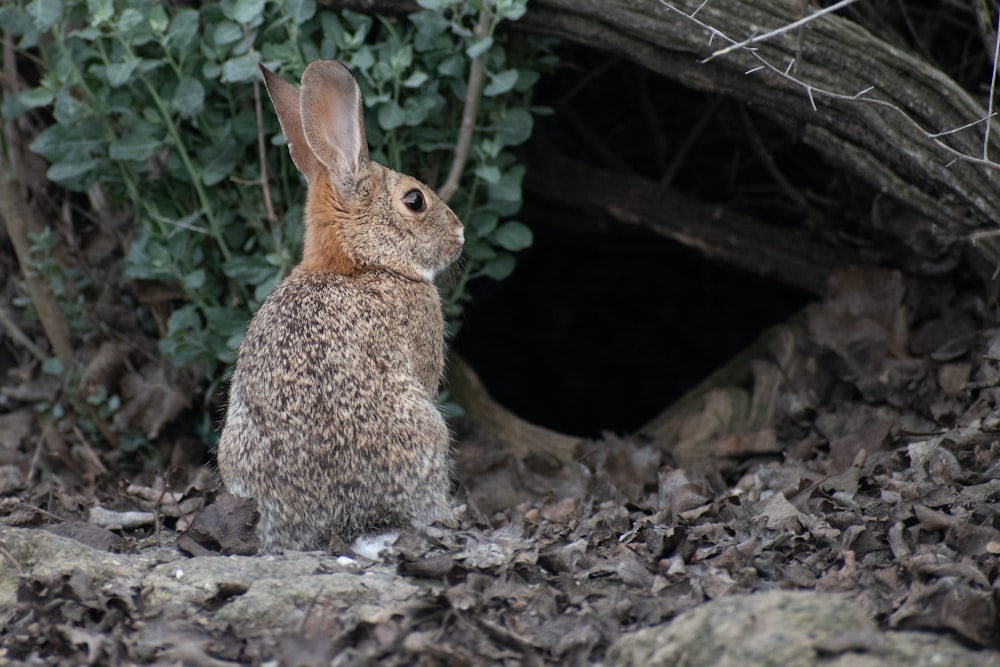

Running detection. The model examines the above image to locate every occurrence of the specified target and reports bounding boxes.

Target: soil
[2,264,1000,665]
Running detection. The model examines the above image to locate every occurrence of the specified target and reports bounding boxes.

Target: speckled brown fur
[217,61,463,552]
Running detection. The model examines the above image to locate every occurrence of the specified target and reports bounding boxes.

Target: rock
[0,525,154,610]
[606,590,995,667]
[143,551,420,634]
[0,525,429,650]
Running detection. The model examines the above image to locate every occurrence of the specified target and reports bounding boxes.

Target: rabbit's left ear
[300,60,369,180]
[260,64,325,185]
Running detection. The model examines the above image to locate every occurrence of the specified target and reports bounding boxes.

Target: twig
[706,0,863,61]
[438,7,492,204]
[243,25,276,224]
[0,304,48,362]
[658,96,723,195]
[253,79,277,223]
[656,1,1000,172]
[928,114,996,139]
[71,425,109,476]
[984,7,1000,161]
[27,433,44,484]
[739,104,817,219]
[0,547,24,577]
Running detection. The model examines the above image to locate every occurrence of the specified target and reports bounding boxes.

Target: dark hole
[452,47,826,438]
[453,218,811,438]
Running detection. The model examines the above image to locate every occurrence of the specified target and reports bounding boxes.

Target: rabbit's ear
[300,60,369,180]
[260,64,324,185]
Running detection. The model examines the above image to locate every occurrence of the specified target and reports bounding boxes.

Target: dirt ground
[2,265,1000,665]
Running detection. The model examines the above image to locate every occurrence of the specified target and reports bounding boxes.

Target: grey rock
[607,589,995,667]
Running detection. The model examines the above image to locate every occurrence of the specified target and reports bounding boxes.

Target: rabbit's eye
[403,189,426,213]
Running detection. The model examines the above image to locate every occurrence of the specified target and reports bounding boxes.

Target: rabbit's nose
[457,227,465,245]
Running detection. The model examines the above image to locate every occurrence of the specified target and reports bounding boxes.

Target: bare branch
[985,7,1000,160]
[438,8,492,204]
[243,24,276,224]
[658,0,1000,172]
[705,0,864,61]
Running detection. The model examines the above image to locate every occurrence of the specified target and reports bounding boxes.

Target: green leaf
[31,123,103,162]
[466,36,493,59]
[167,9,199,52]
[223,0,266,24]
[286,0,316,23]
[161,305,206,365]
[86,0,113,26]
[172,77,205,118]
[53,89,88,125]
[463,242,496,261]
[221,52,262,82]
[96,59,140,88]
[222,255,278,285]
[490,220,532,251]
[204,306,250,342]
[201,141,241,185]
[110,132,162,162]
[213,20,242,46]
[117,7,144,37]
[475,165,501,184]
[167,304,202,334]
[0,7,31,37]
[465,209,499,237]
[184,269,206,290]
[377,101,406,131]
[437,54,465,78]
[484,69,518,97]
[42,356,64,377]
[254,273,282,303]
[26,0,61,31]
[47,158,104,188]
[349,46,375,71]
[479,252,515,281]
[2,87,53,118]
[402,71,428,88]
[494,0,527,21]
[488,165,525,203]
[494,107,533,147]
[149,5,168,33]
[410,9,449,49]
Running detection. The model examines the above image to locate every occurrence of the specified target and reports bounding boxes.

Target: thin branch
[706,0,863,61]
[658,96,723,195]
[243,24,276,224]
[928,113,996,139]
[657,0,1000,172]
[438,7,492,204]
[984,6,1000,161]
[739,104,817,220]
[0,304,48,362]
[253,78,277,224]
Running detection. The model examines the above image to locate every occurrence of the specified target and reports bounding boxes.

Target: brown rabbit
[217,60,464,553]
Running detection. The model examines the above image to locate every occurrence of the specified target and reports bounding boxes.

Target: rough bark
[326,0,1000,270]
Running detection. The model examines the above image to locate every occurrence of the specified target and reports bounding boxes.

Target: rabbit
[216,60,465,554]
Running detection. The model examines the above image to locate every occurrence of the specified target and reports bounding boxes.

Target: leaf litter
[2,265,1000,664]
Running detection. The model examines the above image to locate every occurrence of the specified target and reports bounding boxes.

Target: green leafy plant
[2,0,553,438]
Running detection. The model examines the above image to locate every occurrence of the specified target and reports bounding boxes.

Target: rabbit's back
[218,269,451,551]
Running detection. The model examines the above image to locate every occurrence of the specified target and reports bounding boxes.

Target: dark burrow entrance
[451,47,850,438]
[452,217,811,438]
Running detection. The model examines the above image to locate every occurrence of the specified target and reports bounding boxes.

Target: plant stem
[438,5,492,203]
